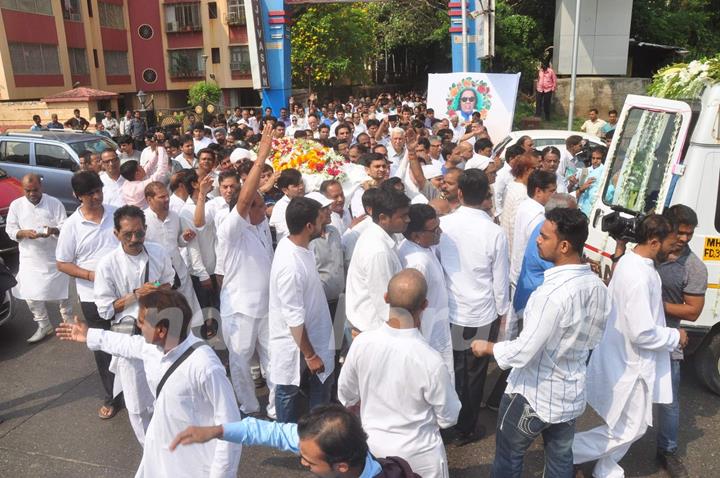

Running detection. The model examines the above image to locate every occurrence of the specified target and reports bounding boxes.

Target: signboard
[427,72,520,143]
[245,0,270,89]
[474,0,495,59]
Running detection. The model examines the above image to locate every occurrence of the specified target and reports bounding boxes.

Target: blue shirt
[223,418,382,477]
[513,221,553,313]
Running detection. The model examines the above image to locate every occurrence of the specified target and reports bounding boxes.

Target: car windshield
[68,137,117,156]
[602,107,682,214]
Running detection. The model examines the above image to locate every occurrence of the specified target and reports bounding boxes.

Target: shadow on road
[0,375,91,424]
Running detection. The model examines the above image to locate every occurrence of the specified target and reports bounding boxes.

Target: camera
[601,205,645,243]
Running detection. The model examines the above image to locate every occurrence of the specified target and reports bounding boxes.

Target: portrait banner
[427,72,521,144]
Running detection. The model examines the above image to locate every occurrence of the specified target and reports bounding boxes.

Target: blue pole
[260,0,291,115]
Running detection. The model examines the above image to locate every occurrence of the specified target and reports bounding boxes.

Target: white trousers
[26,298,73,326]
[114,356,154,446]
[372,442,449,478]
[573,381,649,478]
[222,312,275,416]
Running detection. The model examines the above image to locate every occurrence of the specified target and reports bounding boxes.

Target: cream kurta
[6,194,68,300]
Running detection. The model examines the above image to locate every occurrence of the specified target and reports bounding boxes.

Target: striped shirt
[493,263,611,423]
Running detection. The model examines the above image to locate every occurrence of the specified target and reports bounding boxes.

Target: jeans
[275,372,334,423]
[657,358,681,454]
[536,91,553,120]
[492,393,576,478]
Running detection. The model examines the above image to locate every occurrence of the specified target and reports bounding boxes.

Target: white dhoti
[26,298,73,326]
[112,356,154,445]
[372,442,449,478]
[573,380,650,478]
[221,312,275,417]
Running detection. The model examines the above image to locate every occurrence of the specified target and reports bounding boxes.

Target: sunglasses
[460,97,475,103]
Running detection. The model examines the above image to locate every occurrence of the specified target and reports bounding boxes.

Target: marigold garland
[268,137,347,183]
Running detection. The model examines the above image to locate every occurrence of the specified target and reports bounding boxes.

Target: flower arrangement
[445,77,492,119]
[269,137,347,186]
[648,55,720,100]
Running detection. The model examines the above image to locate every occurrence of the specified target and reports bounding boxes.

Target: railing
[166,22,202,33]
[224,6,246,26]
[230,62,251,74]
[169,68,205,79]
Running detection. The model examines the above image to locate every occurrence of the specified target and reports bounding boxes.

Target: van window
[68,137,116,156]
[602,107,682,214]
[0,141,30,164]
[35,144,78,171]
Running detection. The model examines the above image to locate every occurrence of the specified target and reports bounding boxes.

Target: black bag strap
[143,247,150,284]
[156,343,205,397]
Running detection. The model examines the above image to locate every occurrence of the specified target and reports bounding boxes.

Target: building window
[142,68,158,84]
[104,50,129,76]
[98,1,124,29]
[226,0,246,26]
[165,3,201,33]
[61,0,82,21]
[138,24,154,40]
[68,48,89,75]
[208,2,217,19]
[0,0,52,15]
[168,48,205,79]
[211,47,220,64]
[229,45,251,74]
[9,42,60,75]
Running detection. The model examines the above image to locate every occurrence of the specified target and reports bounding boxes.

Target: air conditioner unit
[166,22,176,32]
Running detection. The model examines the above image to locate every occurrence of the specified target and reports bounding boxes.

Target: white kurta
[268,195,291,242]
[509,198,545,286]
[499,181,528,254]
[100,172,126,208]
[269,238,335,386]
[338,324,460,478]
[397,239,453,382]
[345,221,402,332]
[6,194,68,300]
[585,250,679,428]
[180,197,216,279]
[86,330,241,478]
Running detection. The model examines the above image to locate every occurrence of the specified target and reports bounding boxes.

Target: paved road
[1,300,719,477]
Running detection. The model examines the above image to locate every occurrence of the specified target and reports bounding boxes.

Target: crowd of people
[7,91,705,478]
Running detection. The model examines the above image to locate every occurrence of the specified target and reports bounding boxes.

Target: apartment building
[0,0,260,113]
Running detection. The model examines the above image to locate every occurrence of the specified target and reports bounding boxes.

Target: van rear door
[584,95,693,281]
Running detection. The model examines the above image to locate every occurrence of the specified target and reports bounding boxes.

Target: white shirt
[93,242,175,321]
[386,145,405,177]
[6,194,68,301]
[100,172,126,208]
[86,331,241,477]
[499,181,528,254]
[438,206,509,327]
[345,221,402,332]
[173,154,195,170]
[494,264,611,424]
[493,163,513,217]
[465,153,491,171]
[510,198,545,285]
[56,205,118,302]
[581,118,607,137]
[330,210,351,236]
[586,250,680,428]
[180,197,216,280]
[341,215,372,271]
[268,195,291,242]
[397,239,453,379]
[269,238,335,386]
[218,209,273,318]
[555,172,568,194]
[102,117,119,137]
[338,324,460,460]
[193,136,213,155]
[169,194,186,215]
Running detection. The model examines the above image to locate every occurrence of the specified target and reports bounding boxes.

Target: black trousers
[536,91,553,121]
[487,318,524,408]
[452,319,501,435]
[191,274,220,312]
[80,302,120,407]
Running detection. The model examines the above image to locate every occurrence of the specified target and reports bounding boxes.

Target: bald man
[338,269,461,478]
[6,174,70,342]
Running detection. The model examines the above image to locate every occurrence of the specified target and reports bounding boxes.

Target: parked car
[0,131,117,213]
[491,129,605,158]
[0,167,23,327]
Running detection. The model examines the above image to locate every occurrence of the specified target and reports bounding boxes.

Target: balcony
[225,9,246,26]
[230,62,251,74]
[166,22,202,33]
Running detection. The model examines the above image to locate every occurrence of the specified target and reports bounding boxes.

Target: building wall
[0,100,102,131]
[553,77,651,118]
[0,0,255,105]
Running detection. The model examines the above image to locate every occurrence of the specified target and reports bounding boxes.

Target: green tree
[290,5,377,87]
[187,81,221,107]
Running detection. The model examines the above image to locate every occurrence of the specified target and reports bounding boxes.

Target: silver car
[0,131,117,213]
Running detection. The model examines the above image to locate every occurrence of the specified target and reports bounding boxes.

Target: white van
[584,83,720,394]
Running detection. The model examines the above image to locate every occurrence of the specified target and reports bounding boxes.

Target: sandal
[201,319,219,339]
[98,404,119,420]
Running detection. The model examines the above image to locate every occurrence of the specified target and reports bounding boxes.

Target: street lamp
[137,90,147,111]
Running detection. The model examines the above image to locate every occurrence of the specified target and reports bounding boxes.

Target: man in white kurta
[345,188,409,333]
[94,206,175,445]
[397,204,453,381]
[143,182,202,324]
[56,289,241,478]
[6,174,70,342]
[338,269,461,478]
[269,196,335,423]
[268,168,305,242]
[573,215,687,478]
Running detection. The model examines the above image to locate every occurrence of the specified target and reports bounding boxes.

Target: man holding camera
[573,214,689,478]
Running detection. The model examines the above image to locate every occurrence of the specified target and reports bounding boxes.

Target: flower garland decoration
[445,77,492,119]
[268,137,347,183]
[648,55,720,100]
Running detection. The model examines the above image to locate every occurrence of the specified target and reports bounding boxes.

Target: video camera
[601,205,645,243]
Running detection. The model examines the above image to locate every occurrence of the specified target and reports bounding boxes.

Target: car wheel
[0,289,15,327]
[694,330,720,396]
